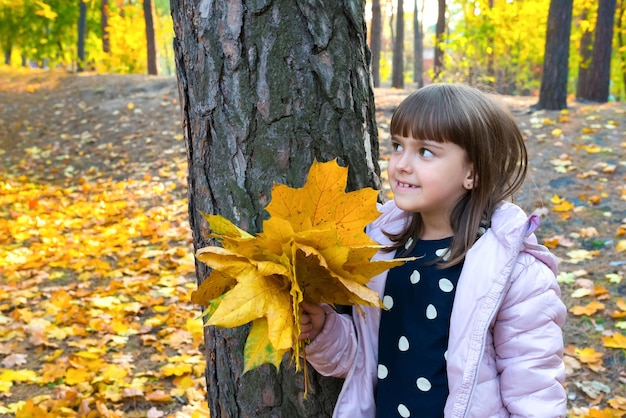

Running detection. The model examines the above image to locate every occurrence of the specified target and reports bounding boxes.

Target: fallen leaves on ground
[0,68,207,417]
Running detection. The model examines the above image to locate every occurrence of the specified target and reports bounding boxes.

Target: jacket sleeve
[494,253,567,417]
[303,304,358,378]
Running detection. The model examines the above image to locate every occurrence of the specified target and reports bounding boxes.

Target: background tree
[170,0,380,416]
[392,0,405,87]
[371,0,382,87]
[433,0,446,80]
[77,0,87,71]
[617,0,626,98]
[577,0,617,102]
[102,0,110,54]
[0,2,22,65]
[537,0,573,110]
[413,0,424,88]
[575,1,595,100]
[143,0,157,75]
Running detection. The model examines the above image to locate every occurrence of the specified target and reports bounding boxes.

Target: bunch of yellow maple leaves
[191,160,407,382]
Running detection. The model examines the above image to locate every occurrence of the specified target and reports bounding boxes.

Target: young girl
[299,83,566,417]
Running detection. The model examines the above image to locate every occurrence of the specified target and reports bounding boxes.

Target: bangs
[389,85,476,147]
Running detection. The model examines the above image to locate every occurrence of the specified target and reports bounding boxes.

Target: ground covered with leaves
[0,68,624,417]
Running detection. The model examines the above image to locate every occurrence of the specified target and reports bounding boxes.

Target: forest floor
[0,67,624,417]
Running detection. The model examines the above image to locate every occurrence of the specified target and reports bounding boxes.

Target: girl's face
[388,135,474,238]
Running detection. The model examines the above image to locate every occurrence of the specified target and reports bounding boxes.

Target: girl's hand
[299,301,326,343]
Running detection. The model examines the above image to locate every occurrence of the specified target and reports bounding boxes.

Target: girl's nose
[395,151,413,173]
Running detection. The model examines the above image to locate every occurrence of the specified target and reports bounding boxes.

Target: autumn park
[0,0,625,417]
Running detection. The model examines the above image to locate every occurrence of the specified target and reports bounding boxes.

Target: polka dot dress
[375,237,463,418]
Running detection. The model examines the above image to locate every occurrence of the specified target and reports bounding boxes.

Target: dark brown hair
[385,83,528,266]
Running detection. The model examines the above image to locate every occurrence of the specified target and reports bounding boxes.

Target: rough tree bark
[537,0,573,110]
[170,1,380,416]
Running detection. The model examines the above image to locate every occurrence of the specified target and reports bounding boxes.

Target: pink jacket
[305,201,567,417]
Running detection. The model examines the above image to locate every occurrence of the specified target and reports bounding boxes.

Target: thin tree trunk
[433,0,446,81]
[576,6,594,100]
[371,0,382,87]
[617,0,626,100]
[171,1,380,416]
[413,0,424,87]
[102,0,110,54]
[143,0,158,75]
[77,0,87,72]
[487,0,495,86]
[389,0,395,49]
[391,0,404,88]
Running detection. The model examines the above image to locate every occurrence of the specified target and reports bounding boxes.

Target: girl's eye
[419,148,434,157]
[392,143,404,152]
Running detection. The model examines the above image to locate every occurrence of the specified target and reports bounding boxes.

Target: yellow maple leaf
[569,300,605,316]
[552,200,574,213]
[603,333,626,349]
[192,159,412,382]
[574,347,604,364]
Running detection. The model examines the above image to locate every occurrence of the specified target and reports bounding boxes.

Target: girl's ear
[463,166,475,190]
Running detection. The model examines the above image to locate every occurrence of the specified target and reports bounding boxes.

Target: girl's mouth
[396,181,418,189]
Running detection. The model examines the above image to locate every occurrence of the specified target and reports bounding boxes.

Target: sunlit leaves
[0,153,206,415]
[193,160,411,377]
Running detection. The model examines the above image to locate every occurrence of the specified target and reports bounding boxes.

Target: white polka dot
[398,403,411,417]
[377,364,389,379]
[439,278,454,292]
[444,350,448,361]
[398,336,409,351]
[416,377,432,391]
[436,248,450,261]
[409,270,421,284]
[404,237,414,249]
[382,295,394,309]
[426,304,437,319]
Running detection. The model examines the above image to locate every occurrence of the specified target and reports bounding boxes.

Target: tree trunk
[537,0,573,110]
[434,0,446,80]
[102,0,110,54]
[371,0,382,87]
[143,0,157,75]
[617,0,626,100]
[486,0,495,86]
[413,0,424,88]
[578,0,617,102]
[576,6,593,100]
[170,1,380,416]
[77,0,87,72]
[392,0,404,88]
